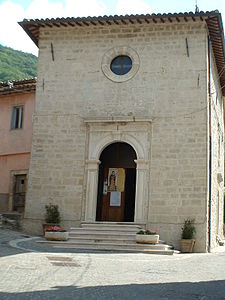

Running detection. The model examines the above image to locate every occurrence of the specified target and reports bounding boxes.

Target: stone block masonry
[23,19,224,252]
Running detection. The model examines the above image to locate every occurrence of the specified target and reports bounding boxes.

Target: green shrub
[182,219,196,239]
[45,203,61,224]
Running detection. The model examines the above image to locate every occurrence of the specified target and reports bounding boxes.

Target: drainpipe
[208,35,212,252]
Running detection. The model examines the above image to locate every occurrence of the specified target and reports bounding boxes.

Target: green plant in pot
[43,203,61,235]
[180,219,196,253]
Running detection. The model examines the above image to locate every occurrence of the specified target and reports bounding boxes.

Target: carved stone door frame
[84,118,151,224]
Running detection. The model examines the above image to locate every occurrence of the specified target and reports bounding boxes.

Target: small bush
[182,219,196,239]
[45,203,61,224]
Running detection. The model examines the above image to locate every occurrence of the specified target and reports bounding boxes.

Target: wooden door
[13,175,26,212]
[101,167,125,222]
[96,142,137,222]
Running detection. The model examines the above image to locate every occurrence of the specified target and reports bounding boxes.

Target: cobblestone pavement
[0,228,225,300]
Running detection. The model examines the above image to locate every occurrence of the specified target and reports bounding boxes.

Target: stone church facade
[20,11,225,252]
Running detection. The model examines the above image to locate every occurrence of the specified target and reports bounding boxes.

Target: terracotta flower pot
[180,239,195,253]
[136,234,159,244]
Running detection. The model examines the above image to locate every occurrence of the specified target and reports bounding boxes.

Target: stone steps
[1,212,23,220]
[70,226,142,233]
[40,240,174,254]
[41,239,171,250]
[69,233,166,244]
[69,233,136,240]
[80,222,142,231]
[40,222,176,255]
[0,212,22,229]
[69,228,137,237]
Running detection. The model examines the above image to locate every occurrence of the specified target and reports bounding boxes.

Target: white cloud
[63,0,108,17]
[0,1,38,55]
[116,0,152,15]
[0,0,109,55]
[25,0,64,19]
[220,5,225,24]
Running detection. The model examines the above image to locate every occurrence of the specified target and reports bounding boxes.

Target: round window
[110,55,132,75]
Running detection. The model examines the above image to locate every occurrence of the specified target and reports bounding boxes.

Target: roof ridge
[20,10,220,23]
[0,77,37,87]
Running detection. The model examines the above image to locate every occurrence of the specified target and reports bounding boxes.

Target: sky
[0,0,224,56]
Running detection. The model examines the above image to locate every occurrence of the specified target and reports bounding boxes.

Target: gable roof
[0,78,36,96]
[19,11,225,95]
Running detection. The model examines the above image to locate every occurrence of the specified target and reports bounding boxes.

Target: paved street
[0,228,225,300]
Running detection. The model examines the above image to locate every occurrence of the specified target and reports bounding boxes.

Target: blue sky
[0,0,224,55]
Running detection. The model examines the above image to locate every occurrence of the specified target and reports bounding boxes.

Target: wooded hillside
[0,44,37,82]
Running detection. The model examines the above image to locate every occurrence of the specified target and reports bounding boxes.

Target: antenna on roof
[195,0,199,13]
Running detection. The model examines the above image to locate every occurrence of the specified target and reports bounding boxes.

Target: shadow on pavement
[0,280,225,300]
[0,228,30,258]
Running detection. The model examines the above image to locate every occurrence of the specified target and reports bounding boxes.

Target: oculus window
[11,106,24,129]
[102,46,140,83]
[110,55,132,75]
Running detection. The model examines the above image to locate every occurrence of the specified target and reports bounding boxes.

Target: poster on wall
[110,191,121,206]
[108,168,125,192]
[116,168,125,192]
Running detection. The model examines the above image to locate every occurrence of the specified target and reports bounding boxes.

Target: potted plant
[136,227,159,244]
[42,203,61,235]
[180,219,196,253]
[45,225,69,241]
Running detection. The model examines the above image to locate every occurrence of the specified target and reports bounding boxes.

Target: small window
[11,106,24,129]
[110,55,132,75]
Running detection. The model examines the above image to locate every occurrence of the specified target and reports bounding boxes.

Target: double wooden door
[96,142,137,222]
[97,166,136,222]
[101,167,125,222]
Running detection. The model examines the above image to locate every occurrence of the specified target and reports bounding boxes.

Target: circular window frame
[102,46,140,83]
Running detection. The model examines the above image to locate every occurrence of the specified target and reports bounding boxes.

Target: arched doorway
[96,142,137,222]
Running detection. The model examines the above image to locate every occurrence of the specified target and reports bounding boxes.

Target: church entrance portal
[96,142,137,222]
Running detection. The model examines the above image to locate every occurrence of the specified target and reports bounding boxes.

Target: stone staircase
[0,212,23,229]
[42,222,176,255]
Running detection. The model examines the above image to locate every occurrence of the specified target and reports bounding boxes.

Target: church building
[20,10,225,252]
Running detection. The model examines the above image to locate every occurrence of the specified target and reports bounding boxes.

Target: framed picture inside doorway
[108,168,117,191]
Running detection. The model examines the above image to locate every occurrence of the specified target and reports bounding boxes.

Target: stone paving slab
[0,228,225,300]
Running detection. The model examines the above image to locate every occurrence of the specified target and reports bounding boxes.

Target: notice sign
[110,192,121,207]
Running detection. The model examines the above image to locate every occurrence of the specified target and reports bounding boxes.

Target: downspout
[208,35,212,252]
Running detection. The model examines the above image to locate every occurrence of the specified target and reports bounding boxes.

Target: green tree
[0,44,37,82]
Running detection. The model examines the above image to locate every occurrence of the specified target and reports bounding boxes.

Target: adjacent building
[0,79,36,213]
[19,11,225,252]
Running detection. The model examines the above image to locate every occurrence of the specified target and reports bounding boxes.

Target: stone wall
[0,92,34,212]
[0,194,8,211]
[209,44,224,249]
[24,21,216,251]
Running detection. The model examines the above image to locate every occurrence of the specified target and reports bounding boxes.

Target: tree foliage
[0,44,37,82]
